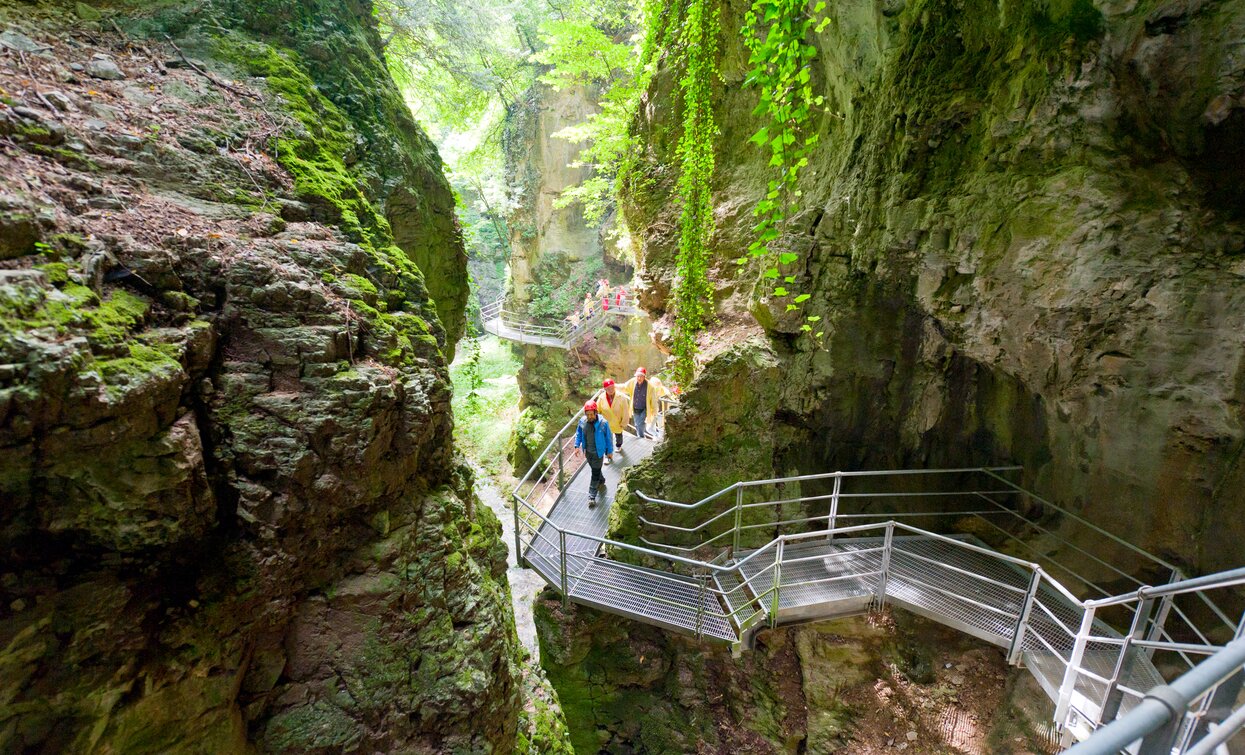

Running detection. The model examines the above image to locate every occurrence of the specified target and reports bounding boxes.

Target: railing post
[827,473,842,540]
[1055,605,1098,728]
[875,521,894,606]
[559,529,569,608]
[1008,569,1043,666]
[769,538,784,626]
[1184,609,1245,747]
[695,574,707,637]
[731,485,743,559]
[1144,568,1182,659]
[1098,595,1156,726]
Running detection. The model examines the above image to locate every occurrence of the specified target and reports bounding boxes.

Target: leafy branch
[671,0,720,386]
[740,0,829,339]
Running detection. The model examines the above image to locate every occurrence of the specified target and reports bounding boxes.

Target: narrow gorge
[1,0,1243,754]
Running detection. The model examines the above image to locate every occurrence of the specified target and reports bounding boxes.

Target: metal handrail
[1084,566,1245,609]
[510,398,1245,752]
[633,466,1024,510]
[481,291,646,348]
[1063,636,1245,754]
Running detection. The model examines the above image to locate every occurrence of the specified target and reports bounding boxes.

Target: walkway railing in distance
[481,291,645,349]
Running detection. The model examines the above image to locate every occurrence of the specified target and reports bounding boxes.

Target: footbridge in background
[480,292,644,349]
[512,404,1245,753]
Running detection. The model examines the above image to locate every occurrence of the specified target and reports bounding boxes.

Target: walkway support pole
[769,538,784,626]
[876,520,894,606]
[559,529,569,608]
[731,485,743,559]
[1008,569,1042,665]
[827,473,842,539]
[1099,596,1156,726]
[1056,606,1098,727]
[1144,568,1181,659]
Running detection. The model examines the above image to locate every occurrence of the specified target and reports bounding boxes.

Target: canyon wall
[620,0,1245,581]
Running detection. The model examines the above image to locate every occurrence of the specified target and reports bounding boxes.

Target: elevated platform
[481,294,644,349]
[511,412,1238,751]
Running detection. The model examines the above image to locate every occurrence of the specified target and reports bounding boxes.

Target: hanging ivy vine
[671,0,720,386]
[741,0,830,338]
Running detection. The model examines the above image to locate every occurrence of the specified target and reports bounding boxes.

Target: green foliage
[451,335,522,478]
[525,254,604,324]
[670,0,719,386]
[540,1,670,225]
[741,0,829,339]
[463,335,484,410]
[380,0,540,131]
[532,20,630,88]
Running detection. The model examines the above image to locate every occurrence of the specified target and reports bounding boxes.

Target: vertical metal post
[559,529,569,608]
[827,473,842,540]
[694,574,707,637]
[1185,609,1245,746]
[1008,569,1043,666]
[731,485,744,559]
[1055,606,1098,726]
[556,432,565,489]
[769,538,784,626]
[1099,595,1156,725]
[1144,568,1182,659]
[875,520,894,606]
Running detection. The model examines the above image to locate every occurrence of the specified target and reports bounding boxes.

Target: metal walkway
[512,409,1245,752]
[480,293,645,349]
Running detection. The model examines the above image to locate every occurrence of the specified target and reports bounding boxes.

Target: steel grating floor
[734,533,1166,726]
[521,431,739,640]
[521,440,1167,724]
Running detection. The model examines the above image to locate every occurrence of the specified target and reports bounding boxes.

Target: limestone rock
[621,0,1245,579]
[0,29,45,53]
[86,55,124,80]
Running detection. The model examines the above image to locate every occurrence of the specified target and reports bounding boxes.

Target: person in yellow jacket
[619,367,668,439]
[594,378,632,464]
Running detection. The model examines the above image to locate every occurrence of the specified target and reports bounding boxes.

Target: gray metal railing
[481,292,645,348]
[510,401,1245,751]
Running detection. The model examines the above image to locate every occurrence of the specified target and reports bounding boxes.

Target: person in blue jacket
[574,400,614,506]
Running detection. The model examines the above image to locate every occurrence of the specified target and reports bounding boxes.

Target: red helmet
[584,401,598,412]
[603,379,614,387]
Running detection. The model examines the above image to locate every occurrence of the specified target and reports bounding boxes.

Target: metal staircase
[511,404,1245,752]
[480,292,644,348]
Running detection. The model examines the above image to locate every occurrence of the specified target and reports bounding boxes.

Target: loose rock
[86,55,125,80]
[0,28,46,53]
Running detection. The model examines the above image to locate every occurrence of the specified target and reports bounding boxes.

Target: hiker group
[574,366,669,506]
[566,278,631,332]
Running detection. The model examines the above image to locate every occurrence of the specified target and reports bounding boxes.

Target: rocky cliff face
[0,1,519,751]
[621,0,1245,580]
[503,83,607,304]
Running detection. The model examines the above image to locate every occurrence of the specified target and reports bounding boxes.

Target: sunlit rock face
[504,83,605,304]
[0,1,520,752]
[621,0,1245,579]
